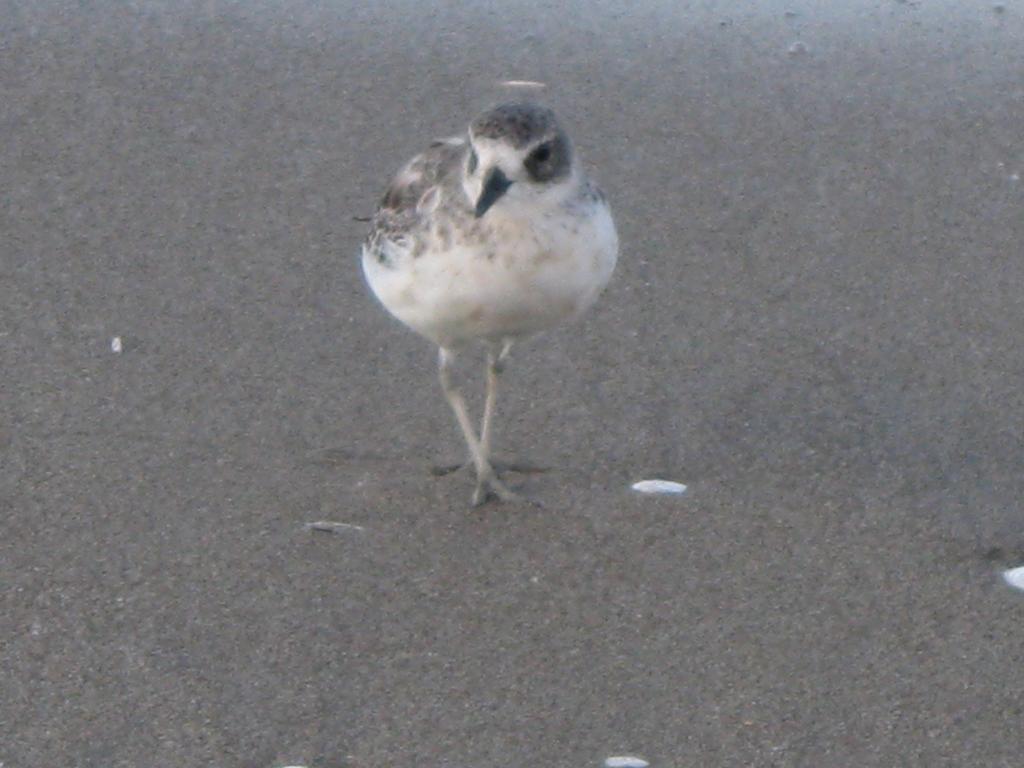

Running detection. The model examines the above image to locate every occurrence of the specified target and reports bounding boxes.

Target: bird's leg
[478,341,508,467]
[480,340,549,475]
[437,347,520,506]
[431,340,547,478]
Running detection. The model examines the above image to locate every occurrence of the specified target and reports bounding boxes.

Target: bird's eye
[467,149,478,174]
[524,135,568,182]
[530,142,552,165]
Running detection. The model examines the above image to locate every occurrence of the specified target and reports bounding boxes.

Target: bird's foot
[471,471,540,508]
[431,456,545,507]
[431,456,549,478]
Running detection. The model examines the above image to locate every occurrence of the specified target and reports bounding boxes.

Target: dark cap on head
[470,103,559,148]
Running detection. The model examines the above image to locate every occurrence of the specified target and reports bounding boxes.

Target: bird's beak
[474,167,513,218]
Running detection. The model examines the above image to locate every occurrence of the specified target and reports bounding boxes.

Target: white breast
[363,199,618,348]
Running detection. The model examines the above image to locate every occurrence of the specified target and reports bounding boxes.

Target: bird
[361,102,618,506]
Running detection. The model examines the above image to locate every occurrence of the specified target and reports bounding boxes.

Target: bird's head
[463,102,577,218]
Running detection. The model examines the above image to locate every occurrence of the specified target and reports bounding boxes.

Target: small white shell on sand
[110,336,123,353]
[1003,566,1024,591]
[305,521,365,533]
[788,40,809,55]
[631,479,687,495]
[500,79,546,88]
[605,757,650,768]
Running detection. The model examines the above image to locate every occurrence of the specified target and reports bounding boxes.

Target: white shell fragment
[500,79,546,88]
[605,758,650,768]
[631,479,687,495]
[110,336,123,353]
[1002,566,1024,591]
[788,40,809,56]
[304,521,365,533]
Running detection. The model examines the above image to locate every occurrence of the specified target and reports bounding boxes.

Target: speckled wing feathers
[363,138,469,268]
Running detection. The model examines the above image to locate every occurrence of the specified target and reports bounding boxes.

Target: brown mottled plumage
[364,138,471,268]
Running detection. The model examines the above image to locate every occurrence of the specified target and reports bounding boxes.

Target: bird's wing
[363,137,469,268]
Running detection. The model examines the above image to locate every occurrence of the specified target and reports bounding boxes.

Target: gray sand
[3,1,1024,765]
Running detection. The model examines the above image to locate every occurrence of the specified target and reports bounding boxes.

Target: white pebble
[110,336,123,353]
[605,758,649,768]
[1003,566,1024,591]
[788,41,808,55]
[631,479,687,495]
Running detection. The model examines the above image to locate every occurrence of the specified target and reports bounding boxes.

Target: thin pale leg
[477,340,547,475]
[437,347,520,506]
[479,340,512,465]
[431,340,547,477]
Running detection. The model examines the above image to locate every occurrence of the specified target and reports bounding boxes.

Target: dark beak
[474,167,513,218]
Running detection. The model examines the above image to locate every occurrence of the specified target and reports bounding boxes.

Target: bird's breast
[362,202,617,347]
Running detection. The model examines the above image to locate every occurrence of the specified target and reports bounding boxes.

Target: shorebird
[362,102,618,505]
